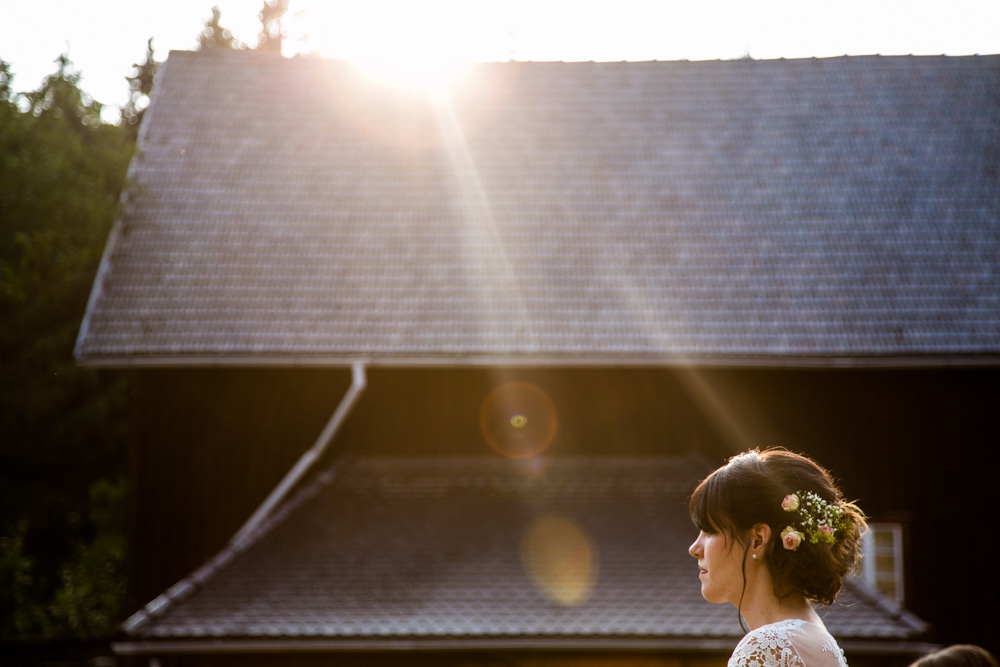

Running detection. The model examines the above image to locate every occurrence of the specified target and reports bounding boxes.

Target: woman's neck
[741,592,820,630]
[736,560,823,631]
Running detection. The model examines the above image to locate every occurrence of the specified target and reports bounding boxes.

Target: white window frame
[861,522,905,605]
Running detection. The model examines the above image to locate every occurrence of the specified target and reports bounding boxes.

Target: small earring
[752,554,758,559]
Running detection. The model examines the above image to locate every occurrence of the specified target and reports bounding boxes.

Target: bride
[688,448,867,666]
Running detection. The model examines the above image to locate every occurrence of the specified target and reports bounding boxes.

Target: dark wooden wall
[126,365,732,612]
[127,368,352,613]
[126,365,1000,660]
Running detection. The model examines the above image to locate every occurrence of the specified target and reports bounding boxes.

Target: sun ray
[431,89,536,354]
[605,238,759,452]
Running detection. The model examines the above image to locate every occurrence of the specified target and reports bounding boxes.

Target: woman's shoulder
[729,619,847,667]
[732,619,808,654]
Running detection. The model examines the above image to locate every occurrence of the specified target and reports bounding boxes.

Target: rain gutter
[230,362,366,548]
[120,362,367,635]
[75,353,1000,369]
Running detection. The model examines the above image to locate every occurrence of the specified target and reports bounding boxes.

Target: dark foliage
[0,53,132,640]
[0,4,294,639]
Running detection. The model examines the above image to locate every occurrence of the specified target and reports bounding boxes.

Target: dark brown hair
[689,448,867,605]
[910,645,999,667]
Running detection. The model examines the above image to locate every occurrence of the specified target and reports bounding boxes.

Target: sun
[347,57,470,97]
[285,1,511,92]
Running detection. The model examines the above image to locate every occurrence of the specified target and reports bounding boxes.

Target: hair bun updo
[689,448,867,605]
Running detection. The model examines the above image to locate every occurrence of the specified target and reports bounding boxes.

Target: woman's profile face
[688,529,746,606]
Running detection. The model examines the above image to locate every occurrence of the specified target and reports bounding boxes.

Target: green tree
[0,54,132,641]
[1,2,291,640]
[22,54,103,127]
[0,60,14,103]
[122,38,159,130]
[48,478,126,637]
[256,0,290,51]
[198,5,244,50]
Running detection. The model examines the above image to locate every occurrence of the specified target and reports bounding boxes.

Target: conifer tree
[257,0,290,51]
[0,54,131,642]
[198,5,243,50]
[122,38,159,130]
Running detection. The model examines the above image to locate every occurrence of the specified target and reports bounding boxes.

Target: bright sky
[3,0,1000,122]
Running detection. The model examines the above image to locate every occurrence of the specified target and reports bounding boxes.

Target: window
[861,522,905,604]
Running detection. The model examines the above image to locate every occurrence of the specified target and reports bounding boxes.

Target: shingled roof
[77,52,1000,366]
[116,455,926,655]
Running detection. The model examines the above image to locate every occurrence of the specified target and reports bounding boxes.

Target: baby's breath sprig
[779,491,850,551]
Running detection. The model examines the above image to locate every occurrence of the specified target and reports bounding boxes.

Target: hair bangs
[689,470,735,537]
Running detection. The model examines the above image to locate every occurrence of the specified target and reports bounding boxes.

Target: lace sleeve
[728,626,802,667]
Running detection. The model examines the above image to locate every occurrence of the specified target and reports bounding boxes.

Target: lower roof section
[122,456,927,650]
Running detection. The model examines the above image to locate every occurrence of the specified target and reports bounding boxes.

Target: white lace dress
[728,618,849,667]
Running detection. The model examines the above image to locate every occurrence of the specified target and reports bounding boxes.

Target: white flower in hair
[781,490,850,548]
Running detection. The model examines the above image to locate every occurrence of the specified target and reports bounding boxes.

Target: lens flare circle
[479,382,558,459]
[520,515,599,607]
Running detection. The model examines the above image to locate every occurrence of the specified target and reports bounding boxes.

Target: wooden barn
[75,50,1000,666]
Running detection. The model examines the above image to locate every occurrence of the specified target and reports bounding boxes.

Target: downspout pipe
[230,362,367,549]
[120,364,367,635]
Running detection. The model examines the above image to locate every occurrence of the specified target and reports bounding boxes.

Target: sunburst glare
[286,1,509,94]
[479,382,558,459]
[348,58,469,98]
[520,515,599,606]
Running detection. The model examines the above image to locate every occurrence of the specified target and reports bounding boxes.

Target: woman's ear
[751,523,772,555]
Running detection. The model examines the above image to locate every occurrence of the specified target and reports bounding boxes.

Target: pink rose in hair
[781,494,800,512]
[781,526,804,551]
[818,525,835,543]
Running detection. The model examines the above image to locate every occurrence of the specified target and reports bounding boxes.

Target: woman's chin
[700,586,727,605]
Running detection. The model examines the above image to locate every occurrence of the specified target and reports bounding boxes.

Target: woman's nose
[688,534,701,558]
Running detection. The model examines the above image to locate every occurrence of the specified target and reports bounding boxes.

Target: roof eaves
[846,578,932,636]
[72,58,176,366]
[76,353,1000,370]
[111,637,742,655]
[111,636,941,657]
